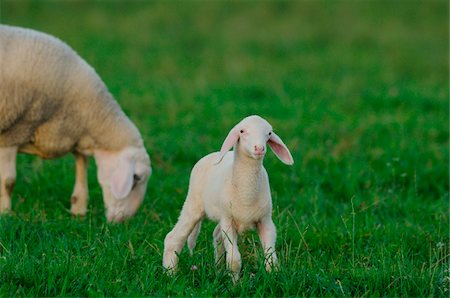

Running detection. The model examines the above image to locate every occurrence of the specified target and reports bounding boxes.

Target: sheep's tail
[187,221,202,255]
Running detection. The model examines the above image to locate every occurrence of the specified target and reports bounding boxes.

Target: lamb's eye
[269,132,272,136]
[240,130,244,133]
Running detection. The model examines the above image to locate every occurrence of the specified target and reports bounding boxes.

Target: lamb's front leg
[257,216,278,272]
[70,153,89,216]
[163,195,204,272]
[0,147,17,213]
[220,218,241,283]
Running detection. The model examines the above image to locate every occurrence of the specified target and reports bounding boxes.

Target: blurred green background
[0,1,448,296]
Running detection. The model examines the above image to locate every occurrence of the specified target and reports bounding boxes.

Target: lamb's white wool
[163,115,293,282]
[0,25,151,222]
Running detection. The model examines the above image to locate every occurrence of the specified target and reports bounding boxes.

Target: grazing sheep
[163,115,293,282]
[0,25,151,222]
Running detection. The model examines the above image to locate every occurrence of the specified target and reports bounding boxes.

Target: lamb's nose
[254,145,265,155]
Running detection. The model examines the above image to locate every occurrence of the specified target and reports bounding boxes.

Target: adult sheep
[0,25,151,222]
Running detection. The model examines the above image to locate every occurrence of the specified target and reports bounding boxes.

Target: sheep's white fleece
[0,25,142,154]
[0,25,151,221]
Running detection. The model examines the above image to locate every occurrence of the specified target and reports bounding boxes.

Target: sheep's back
[0,25,83,100]
[0,25,142,155]
[0,25,99,153]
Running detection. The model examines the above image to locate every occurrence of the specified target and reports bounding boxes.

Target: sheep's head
[217,115,294,165]
[94,147,151,222]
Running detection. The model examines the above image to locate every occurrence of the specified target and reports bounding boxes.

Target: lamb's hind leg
[220,218,241,283]
[70,152,89,216]
[163,194,204,272]
[213,224,224,264]
[187,221,202,255]
[0,147,17,213]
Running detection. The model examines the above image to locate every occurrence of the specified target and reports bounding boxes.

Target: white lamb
[163,115,294,282]
[0,25,151,222]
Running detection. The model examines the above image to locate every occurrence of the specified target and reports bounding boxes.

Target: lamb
[163,115,294,282]
[0,25,151,222]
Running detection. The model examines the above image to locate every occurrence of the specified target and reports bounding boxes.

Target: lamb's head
[94,147,151,222]
[217,115,294,165]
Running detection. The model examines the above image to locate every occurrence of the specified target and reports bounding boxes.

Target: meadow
[0,1,448,296]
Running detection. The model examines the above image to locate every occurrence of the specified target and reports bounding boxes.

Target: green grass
[0,1,448,296]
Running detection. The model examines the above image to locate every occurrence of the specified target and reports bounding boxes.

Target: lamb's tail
[187,221,202,255]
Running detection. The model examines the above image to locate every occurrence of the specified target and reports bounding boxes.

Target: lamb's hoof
[265,262,279,272]
[231,272,240,284]
[163,266,177,276]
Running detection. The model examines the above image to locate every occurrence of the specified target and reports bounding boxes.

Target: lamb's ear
[110,158,135,199]
[216,126,240,164]
[268,132,294,165]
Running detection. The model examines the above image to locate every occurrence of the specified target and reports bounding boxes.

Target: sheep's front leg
[257,216,278,272]
[221,218,241,283]
[70,153,89,216]
[163,195,204,272]
[0,147,17,213]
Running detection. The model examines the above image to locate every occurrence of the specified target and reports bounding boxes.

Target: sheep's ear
[216,126,240,164]
[110,158,135,199]
[268,132,294,165]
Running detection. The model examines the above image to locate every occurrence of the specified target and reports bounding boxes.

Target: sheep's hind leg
[70,153,89,216]
[163,194,204,273]
[0,147,17,213]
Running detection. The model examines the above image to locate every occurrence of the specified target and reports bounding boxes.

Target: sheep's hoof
[70,196,87,217]
[70,208,87,218]
[4,178,15,197]
[70,209,87,217]
[0,204,11,214]
[71,213,86,219]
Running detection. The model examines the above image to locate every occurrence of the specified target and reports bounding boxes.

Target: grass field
[0,1,449,296]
